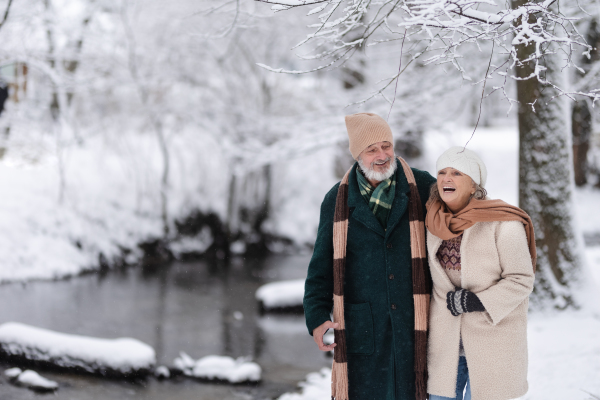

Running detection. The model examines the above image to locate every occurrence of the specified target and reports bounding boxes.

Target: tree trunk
[571,100,591,186]
[513,0,583,307]
[570,19,600,187]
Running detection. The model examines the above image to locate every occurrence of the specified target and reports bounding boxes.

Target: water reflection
[0,255,329,399]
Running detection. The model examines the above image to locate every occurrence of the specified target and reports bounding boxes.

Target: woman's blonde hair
[429,181,487,203]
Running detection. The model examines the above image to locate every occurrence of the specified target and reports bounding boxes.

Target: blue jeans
[429,356,471,400]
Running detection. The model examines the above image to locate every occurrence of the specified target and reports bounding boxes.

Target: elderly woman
[425,147,536,400]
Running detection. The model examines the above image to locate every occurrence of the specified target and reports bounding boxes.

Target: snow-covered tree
[257,0,598,306]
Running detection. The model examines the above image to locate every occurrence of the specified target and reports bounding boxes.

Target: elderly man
[303,113,436,400]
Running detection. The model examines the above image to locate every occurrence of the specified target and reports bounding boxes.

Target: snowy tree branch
[256,0,600,101]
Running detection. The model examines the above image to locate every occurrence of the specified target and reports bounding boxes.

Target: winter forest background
[0,0,599,399]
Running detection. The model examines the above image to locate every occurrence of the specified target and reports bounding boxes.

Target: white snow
[173,352,261,383]
[522,310,600,399]
[0,322,155,375]
[256,279,305,309]
[278,368,332,400]
[16,370,59,391]
[4,367,22,379]
[173,351,196,371]
[154,365,170,379]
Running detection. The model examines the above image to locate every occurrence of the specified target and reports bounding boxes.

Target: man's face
[359,141,395,173]
[357,141,397,184]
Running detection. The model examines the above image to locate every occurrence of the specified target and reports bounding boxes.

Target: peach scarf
[426,198,537,272]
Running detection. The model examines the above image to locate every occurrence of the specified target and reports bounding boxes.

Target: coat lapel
[348,164,386,237]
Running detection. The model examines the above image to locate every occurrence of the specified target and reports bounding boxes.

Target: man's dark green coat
[304,160,436,400]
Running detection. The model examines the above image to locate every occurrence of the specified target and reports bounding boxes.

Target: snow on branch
[256,0,600,102]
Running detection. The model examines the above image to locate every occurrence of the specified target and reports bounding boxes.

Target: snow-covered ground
[278,309,600,400]
[277,368,331,400]
[0,133,181,281]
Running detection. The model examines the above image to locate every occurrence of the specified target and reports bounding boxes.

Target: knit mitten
[446,289,486,316]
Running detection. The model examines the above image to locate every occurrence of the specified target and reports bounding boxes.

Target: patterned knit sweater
[436,233,465,357]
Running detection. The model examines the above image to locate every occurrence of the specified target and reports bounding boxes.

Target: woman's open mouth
[443,187,456,193]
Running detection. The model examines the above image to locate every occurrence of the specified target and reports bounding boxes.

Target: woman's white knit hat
[436,146,488,187]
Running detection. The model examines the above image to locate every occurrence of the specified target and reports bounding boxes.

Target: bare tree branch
[0,0,13,32]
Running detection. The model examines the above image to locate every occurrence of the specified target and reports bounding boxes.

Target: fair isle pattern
[436,234,463,271]
[331,157,430,400]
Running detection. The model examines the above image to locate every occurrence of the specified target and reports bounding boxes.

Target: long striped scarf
[331,156,430,400]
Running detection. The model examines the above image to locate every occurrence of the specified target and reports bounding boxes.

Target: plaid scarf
[331,157,430,400]
[356,166,396,228]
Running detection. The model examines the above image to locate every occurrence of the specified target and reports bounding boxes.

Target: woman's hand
[312,321,339,351]
[446,289,486,316]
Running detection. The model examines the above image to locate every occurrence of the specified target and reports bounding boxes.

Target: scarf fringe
[415,369,428,400]
[331,360,349,400]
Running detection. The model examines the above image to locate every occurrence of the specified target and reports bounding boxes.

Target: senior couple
[303,113,536,400]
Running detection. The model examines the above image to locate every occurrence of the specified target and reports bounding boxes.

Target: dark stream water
[0,255,330,400]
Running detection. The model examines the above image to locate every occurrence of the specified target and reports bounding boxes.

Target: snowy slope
[0,129,225,282]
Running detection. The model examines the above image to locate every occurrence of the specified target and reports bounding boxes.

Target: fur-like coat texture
[304,161,436,400]
[427,220,535,400]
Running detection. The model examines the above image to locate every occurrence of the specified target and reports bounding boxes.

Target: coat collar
[347,160,410,237]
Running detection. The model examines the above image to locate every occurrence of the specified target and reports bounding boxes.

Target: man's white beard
[358,156,397,183]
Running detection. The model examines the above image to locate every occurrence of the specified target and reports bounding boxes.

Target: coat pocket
[344,302,375,355]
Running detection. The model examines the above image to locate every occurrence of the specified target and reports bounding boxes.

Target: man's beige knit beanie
[345,113,394,160]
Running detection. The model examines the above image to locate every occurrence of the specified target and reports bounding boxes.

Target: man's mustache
[370,157,392,168]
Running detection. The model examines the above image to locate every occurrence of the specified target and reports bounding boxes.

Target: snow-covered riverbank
[0,125,338,282]
[1,123,598,290]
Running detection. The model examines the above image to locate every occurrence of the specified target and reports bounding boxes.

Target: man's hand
[313,321,339,352]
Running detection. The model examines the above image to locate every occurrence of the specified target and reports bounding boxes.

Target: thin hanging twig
[0,0,14,32]
[462,41,495,152]
[387,29,407,121]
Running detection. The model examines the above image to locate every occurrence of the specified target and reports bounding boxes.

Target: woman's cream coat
[427,221,535,400]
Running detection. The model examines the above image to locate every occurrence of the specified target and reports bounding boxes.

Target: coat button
[391,304,397,310]
[389,274,394,280]
[386,243,393,249]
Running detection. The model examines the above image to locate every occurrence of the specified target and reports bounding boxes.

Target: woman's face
[437,167,476,213]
